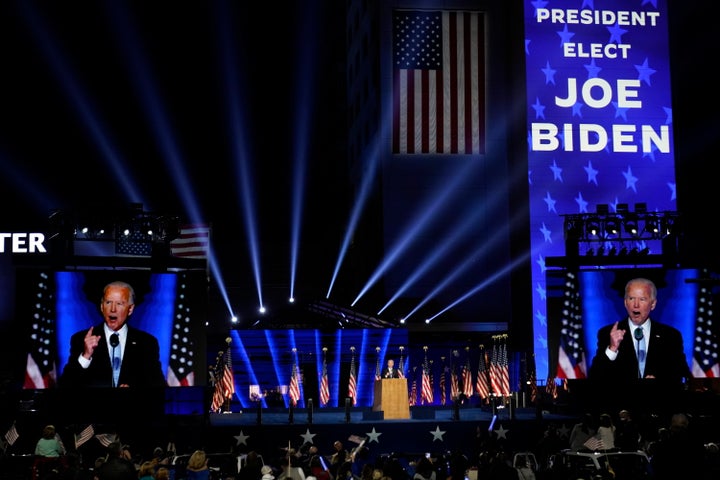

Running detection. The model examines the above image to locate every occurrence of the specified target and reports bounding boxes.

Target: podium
[373,378,410,419]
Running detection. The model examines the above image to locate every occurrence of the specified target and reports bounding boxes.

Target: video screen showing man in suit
[589,277,691,386]
[59,280,166,389]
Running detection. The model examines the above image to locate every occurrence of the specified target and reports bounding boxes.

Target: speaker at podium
[372,378,410,419]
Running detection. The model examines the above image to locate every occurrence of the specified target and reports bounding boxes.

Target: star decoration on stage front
[234,431,249,446]
[366,427,382,443]
[301,429,317,444]
[494,424,509,440]
[430,426,446,442]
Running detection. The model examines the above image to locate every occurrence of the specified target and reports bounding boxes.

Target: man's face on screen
[624,282,656,326]
[100,285,135,331]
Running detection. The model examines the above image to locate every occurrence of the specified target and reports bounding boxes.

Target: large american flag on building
[24,271,57,389]
[557,271,587,379]
[692,270,720,377]
[166,273,196,386]
[170,224,210,259]
[392,9,485,154]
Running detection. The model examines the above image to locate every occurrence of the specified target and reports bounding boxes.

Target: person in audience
[185,449,211,480]
[94,441,137,480]
[238,450,263,480]
[138,461,156,480]
[35,424,66,457]
[569,413,596,451]
[614,409,641,451]
[155,467,170,480]
[649,412,706,480]
[261,465,275,480]
[59,280,166,389]
[596,413,616,450]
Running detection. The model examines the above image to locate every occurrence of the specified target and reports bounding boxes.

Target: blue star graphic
[623,166,638,192]
[642,144,657,163]
[366,427,382,443]
[584,161,599,185]
[574,192,589,213]
[572,102,584,118]
[536,310,547,327]
[542,61,557,85]
[581,0,594,8]
[532,97,546,119]
[557,24,574,46]
[531,0,549,15]
[668,182,676,201]
[612,101,629,121]
[635,58,656,86]
[535,282,546,300]
[536,254,546,273]
[525,38,531,55]
[607,22,628,44]
[538,335,548,349]
[550,159,563,181]
[528,169,533,185]
[663,107,672,124]
[540,222,552,243]
[430,426,446,442]
[234,431,250,446]
[584,59,602,79]
[642,0,658,7]
[543,191,557,213]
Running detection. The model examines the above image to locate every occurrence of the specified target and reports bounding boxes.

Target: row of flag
[208,340,518,412]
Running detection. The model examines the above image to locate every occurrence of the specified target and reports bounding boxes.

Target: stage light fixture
[586,219,601,237]
[634,202,647,213]
[604,218,620,237]
[624,216,639,237]
[596,204,609,215]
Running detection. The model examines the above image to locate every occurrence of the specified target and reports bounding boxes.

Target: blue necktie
[110,333,121,387]
[635,327,646,378]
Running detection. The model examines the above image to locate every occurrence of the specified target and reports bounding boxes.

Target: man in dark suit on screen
[589,277,691,412]
[59,280,166,389]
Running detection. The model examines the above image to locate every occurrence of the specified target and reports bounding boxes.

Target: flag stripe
[170,224,210,259]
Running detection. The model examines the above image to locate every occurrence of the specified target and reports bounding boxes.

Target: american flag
[398,351,405,378]
[375,351,382,381]
[546,376,558,399]
[450,366,459,400]
[75,424,94,449]
[409,377,417,406]
[462,354,474,398]
[476,346,490,401]
[557,271,587,379]
[583,437,604,451]
[94,433,117,448]
[170,224,210,259]
[499,339,511,397]
[692,271,720,377]
[4,423,19,446]
[24,271,57,389]
[489,341,501,396]
[319,353,330,407]
[527,353,539,404]
[221,345,235,400]
[440,366,447,405]
[289,360,300,407]
[392,10,485,154]
[115,229,152,256]
[166,273,195,386]
[347,348,357,405]
[421,350,434,404]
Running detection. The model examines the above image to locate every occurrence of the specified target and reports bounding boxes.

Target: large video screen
[546,266,719,379]
[15,268,208,390]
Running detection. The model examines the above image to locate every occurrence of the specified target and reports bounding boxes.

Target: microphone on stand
[634,327,644,379]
